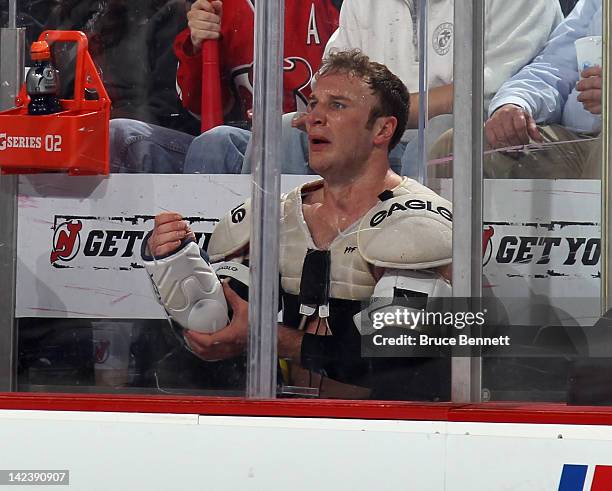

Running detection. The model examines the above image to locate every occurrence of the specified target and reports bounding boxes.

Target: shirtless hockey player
[142,50,453,400]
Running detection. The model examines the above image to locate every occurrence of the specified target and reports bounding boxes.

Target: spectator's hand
[576,66,602,115]
[148,212,195,257]
[485,104,542,149]
[187,0,223,51]
[183,281,248,360]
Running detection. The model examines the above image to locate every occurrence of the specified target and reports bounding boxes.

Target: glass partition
[1,0,611,409]
[1,0,460,403]
[0,0,256,396]
[0,0,339,399]
[480,0,605,404]
[265,0,455,402]
[429,0,610,404]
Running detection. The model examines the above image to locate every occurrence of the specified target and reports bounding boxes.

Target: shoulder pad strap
[208,200,251,262]
[358,192,453,269]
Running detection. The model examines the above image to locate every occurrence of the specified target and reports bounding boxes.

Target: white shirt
[325,0,563,108]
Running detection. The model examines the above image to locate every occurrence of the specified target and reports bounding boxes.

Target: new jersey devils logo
[284,57,314,111]
[50,220,83,263]
[94,339,110,363]
[230,57,314,114]
[482,226,495,266]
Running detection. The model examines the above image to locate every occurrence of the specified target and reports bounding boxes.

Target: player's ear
[372,116,397,147]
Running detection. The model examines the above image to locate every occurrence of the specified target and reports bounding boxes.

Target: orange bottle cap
[30,41,51,61]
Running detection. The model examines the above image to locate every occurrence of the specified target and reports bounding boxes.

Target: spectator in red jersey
[109,0,340,173]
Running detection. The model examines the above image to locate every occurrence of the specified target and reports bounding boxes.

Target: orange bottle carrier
[0,30,111,175]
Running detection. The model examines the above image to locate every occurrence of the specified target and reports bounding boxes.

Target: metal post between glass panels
[451,0,484,402]
[0,1,24,110]
[246,0,284,399]
[416,0,429,184]
[8,0,16,28]
[602,0,611,312]
[0,172,17,392]
[0,0,24,392]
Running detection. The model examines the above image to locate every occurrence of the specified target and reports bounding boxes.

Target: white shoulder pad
[207,200,251,262]
[208,193,291,262]
[143,241,229,333]
[354,269,451,336]
[358,192,452,269]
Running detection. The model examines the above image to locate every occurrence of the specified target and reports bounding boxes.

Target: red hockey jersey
[174,0,339,122]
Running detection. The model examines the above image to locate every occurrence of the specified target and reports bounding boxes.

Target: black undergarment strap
[378,189,394,202]
[298,249,331,317]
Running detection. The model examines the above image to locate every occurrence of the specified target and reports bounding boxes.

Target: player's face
[305,73,380,176]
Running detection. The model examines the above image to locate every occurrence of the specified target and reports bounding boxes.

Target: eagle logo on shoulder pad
[369,197,453,228]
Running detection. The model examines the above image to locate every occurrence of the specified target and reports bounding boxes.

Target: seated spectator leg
[242,112,314,175]
[110,119,194,173]
[488,125,596,179]
[400,114,453,177]
[428,124,599,179]
[428,128,519,178]
[427,128,454,178]
[183,126,251,174]
[581,135,602,179]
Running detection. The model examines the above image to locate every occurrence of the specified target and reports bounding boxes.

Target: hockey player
[142,51,453,400]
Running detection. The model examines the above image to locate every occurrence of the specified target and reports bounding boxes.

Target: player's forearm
[407,84,454,128]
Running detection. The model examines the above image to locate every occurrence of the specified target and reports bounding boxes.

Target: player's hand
[485,103,542,149]
[187,0,223,51]
[148,212,195,257]
[184,281,249,360]
[576,66,602,115]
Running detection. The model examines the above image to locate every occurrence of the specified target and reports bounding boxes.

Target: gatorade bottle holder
[0,31,110,175]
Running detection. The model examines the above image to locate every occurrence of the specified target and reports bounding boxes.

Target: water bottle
[26,41,62,115]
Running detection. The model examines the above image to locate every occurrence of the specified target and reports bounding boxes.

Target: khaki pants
[428,124,601,179]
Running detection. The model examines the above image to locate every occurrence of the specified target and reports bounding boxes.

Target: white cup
[92,321,133,387]
[575,36,602,74]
